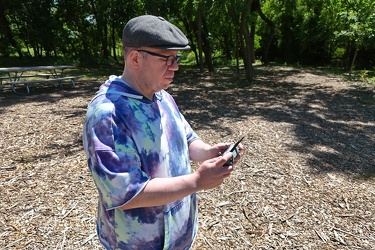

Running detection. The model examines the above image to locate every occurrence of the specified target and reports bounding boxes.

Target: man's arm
[119,153,233,210]
[188,139,228,162]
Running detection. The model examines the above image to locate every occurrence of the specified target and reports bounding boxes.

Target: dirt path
[0,66,374,249]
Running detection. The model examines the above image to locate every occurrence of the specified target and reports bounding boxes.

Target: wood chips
[0,66,374,249]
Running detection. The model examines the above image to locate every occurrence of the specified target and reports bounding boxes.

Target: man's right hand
[193,153,234,191]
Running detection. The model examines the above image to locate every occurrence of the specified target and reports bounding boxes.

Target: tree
[252,0,275,65]
[0,0,24,57]
[239,0,254,81]
[0,0,373,72]
[335,0,375,77]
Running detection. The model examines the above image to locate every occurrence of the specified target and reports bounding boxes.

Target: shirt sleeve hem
[106,177,151,211]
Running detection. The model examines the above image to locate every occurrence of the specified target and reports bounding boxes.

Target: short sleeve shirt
[82,76,199,249]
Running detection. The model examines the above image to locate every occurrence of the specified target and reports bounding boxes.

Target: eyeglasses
[137,50,182,66]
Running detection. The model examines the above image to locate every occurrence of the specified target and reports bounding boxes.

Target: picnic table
[0,65,82,95]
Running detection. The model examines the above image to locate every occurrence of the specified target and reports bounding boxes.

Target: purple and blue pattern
[83,76,199,249]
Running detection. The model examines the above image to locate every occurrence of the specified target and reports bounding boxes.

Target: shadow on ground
[0,65,374,178]
[172,66,375,178]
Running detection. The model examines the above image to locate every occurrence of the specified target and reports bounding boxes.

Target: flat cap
[122,15,190,50]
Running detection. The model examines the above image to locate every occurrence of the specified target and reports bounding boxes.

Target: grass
[1,55,374,86]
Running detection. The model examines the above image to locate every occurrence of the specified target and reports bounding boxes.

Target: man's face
[137,48,180,94]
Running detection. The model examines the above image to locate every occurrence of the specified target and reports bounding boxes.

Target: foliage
[334,0,375,70]
[0,0,374,75]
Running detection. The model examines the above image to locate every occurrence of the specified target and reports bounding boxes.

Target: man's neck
[121,74,154,100]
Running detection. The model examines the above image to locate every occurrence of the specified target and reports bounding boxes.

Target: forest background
[0,0,374,82]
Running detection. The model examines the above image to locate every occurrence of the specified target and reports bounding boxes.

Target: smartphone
[223,136,244,166]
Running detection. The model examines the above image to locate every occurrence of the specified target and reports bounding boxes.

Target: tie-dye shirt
[82,76,199,249]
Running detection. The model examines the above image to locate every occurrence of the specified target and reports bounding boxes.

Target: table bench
[6,76,82,95]
[0,65,82,95]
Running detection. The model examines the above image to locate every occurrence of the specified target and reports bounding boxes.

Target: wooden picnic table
[0,65,82,95]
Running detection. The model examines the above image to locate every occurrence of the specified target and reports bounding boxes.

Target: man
[82,15,243,249]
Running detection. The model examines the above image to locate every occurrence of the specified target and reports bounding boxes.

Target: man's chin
[162,79,173,88]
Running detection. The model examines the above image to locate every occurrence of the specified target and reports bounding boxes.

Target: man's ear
[128,50,141,68]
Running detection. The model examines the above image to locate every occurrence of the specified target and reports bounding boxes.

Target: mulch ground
[0,66,374,249]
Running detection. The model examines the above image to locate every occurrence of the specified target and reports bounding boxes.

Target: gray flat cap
[122,15,190,50]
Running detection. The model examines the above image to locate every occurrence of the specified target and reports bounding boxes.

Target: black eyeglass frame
[137,50,182,66]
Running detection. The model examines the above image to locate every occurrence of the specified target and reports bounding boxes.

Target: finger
[204,155,229,167]
[217,143,230,152]
[222,165,234,176]
[206,155,223,162]
[208,152,233,167]
[216,142,227,148]
[220,152,233,164]
[232,152,242,164]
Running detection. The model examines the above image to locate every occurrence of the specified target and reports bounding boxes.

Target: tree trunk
[0,4,23,58]
[253,0,275,64]
[250,20,256,63]
[197,6,204,72]
[201,17,214,72]
[239,0,254,82]
[181,16,199,66]
[111,21,117,61]
[102,19,109,59]
[349,44,358,80]
[228,0,241,72]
